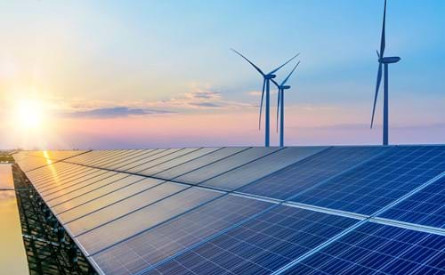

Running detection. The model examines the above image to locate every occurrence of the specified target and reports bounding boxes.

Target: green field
[0,152,14,163]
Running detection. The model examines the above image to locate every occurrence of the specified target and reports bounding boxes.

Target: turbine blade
[269,53,300,75]
[376,50,380,58]
[281,61,300,86]
[231,48,265,76]
[371,63,383,128]
[380,0,386,57]
[277,90,281,132]
[270,78,279,88]
[259,79,266,130]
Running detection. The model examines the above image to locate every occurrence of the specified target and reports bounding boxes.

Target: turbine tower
[232,49,299,147]
[370,0,401,146]
[272,61,300,147]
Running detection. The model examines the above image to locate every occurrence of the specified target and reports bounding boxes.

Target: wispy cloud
[60,107,173,119]
[47,87,254,119]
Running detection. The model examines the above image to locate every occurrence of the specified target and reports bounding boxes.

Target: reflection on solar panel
[13,145,445,275]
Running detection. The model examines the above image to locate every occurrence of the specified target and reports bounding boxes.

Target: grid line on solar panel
[36,166,100,191]
[88,150,144,167]
[57,177,166,224]
[46,173,131,207]
[130,148,202,174]
[239,146,389,201]
[26,164,80,184]
[280,222,445,275]
[79,151,135,170]
[33,168,95,192]
[79,151,129,167]
[115,149,179,172]
[379,174,445,229]
[154,147,249,180]
[104,150,157,170]
[174,147,281,185]
[76,187,223,256]
[89,194,274,275]
[200,147,329,191]
[144,206,358,275]
[140,148,222,176]
[33,167,98,193]
[288,146,445,215]
[41,170,115,198]
[110,149,169,170]
[52,175,147,215]
[68,150,119,166]
[66,182,188,237]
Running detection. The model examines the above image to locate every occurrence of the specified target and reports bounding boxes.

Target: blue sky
[0,0,444,149]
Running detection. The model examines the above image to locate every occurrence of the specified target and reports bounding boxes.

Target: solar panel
[154,147,246,180]
[110,149,169,170]
[201,147,328,191]
[52,175,146,215]
[36,167,105,193]
[57,177,163,224]
[75,187,222,255]
[240,146,387,200]
[90,195,273,274]
[103,150,155,170]
[116,149,178,172]
[175,147,280,185]
[66,182,188,237]
[281,222,445,275]
[88,150,144,168]
[379,175,445,228]
[148,206,358,275]
[41,170,115,198]
[45,173,129,207]
[13,146,445,275]
[128,148,201,174]
[289,146,445,215]
[140,147,220,176]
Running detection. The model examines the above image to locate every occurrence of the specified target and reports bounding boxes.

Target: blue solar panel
[90,195,273,275]
[283,222,445,275]
[75,187,221,255]
[289,146,445,215]
[146,206,357,275]
[239,146,386,200]
[379,175,445,228]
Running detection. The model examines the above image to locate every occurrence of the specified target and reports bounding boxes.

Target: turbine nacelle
[380,56,401,64]
[282,85,291,90]
[266,74,276,79]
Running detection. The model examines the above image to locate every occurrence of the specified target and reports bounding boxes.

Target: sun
[14,99,46,130]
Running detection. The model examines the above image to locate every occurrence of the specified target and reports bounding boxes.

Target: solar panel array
[13,145,445,275]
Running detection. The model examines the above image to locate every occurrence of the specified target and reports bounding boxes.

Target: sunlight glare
[15,99,45,130]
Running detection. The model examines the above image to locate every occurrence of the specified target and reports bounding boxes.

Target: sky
[0,0,444,149]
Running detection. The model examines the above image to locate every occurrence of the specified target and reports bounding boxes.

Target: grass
[0,152,14,163]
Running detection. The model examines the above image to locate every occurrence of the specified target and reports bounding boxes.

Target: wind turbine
[232,49,299,147]
[370,0,401,146]
[271,61,300,147]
